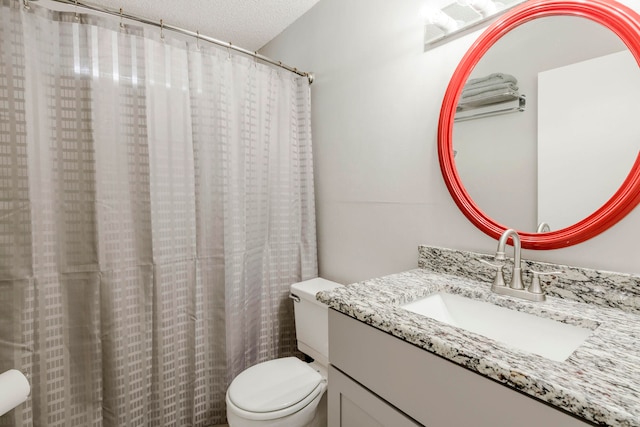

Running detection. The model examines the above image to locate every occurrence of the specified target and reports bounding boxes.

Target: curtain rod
[21,0,314,84]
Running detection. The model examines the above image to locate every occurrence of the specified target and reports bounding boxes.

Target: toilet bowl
[226,357,327,427]
[225,278,342,427]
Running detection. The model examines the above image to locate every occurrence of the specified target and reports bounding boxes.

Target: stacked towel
[463,72,517,90]
[458,72,519,110]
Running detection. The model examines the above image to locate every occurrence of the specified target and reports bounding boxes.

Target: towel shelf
[455,94,526,122]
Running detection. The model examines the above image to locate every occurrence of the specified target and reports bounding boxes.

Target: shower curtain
[0,1,317,426]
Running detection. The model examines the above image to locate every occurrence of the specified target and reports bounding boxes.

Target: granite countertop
[318,267,640,427]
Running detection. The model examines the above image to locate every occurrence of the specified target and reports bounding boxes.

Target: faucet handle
[479,259,506,290]
[528,270,563,294]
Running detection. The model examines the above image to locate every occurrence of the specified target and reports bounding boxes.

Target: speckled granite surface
[418,246,640,315]
[318,246,640,427]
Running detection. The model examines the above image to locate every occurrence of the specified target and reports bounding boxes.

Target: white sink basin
[401,292,594,362]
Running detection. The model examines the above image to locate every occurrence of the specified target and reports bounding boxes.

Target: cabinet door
[328,365,422,427]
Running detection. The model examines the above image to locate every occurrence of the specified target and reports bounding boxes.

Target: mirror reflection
[453,16,640,232]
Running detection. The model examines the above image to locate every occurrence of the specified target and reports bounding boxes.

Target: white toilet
[225,278,342,427]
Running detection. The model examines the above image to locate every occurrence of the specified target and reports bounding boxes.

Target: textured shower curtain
[0,1,317,426]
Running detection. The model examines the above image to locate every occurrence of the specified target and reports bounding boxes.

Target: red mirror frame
[438,0,640,250]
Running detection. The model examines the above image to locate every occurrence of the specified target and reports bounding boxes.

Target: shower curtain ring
[119,8,125,30]
[160,19,165,41]
[196,30,201,51]
[23,0,30,10]
[253,52,258,68]
[227,43,232,60]
[74,0,80,21]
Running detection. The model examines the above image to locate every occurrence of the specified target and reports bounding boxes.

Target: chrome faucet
[489,228,546,302]
[495,228,525,290]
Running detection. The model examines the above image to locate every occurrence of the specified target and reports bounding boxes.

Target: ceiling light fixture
[425,8,460,34]
[423,0,524,51]
[457,0,499,17]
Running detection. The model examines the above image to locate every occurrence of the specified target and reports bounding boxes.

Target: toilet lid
[227,357,323,413]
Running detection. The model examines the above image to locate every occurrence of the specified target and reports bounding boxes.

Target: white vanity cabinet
[327,310,593,427]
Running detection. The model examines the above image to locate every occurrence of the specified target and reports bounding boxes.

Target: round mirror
[438,0,640,249]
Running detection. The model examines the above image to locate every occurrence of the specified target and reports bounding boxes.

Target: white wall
[261,0,640,285]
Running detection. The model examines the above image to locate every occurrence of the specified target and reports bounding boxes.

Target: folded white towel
[457,88,519,110]
[463,73,518,90]
[462,82,518,98]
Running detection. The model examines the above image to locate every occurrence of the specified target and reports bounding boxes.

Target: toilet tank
[290,278,342,367]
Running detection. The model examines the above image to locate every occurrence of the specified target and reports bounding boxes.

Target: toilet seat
[226,357,326,421]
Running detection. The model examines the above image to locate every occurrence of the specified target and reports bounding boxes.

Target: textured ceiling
[81,0,322,51]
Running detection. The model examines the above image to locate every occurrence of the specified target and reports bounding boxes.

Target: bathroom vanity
[319,246,640,427]
[327,312,590,427]
[319,1,640,423]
